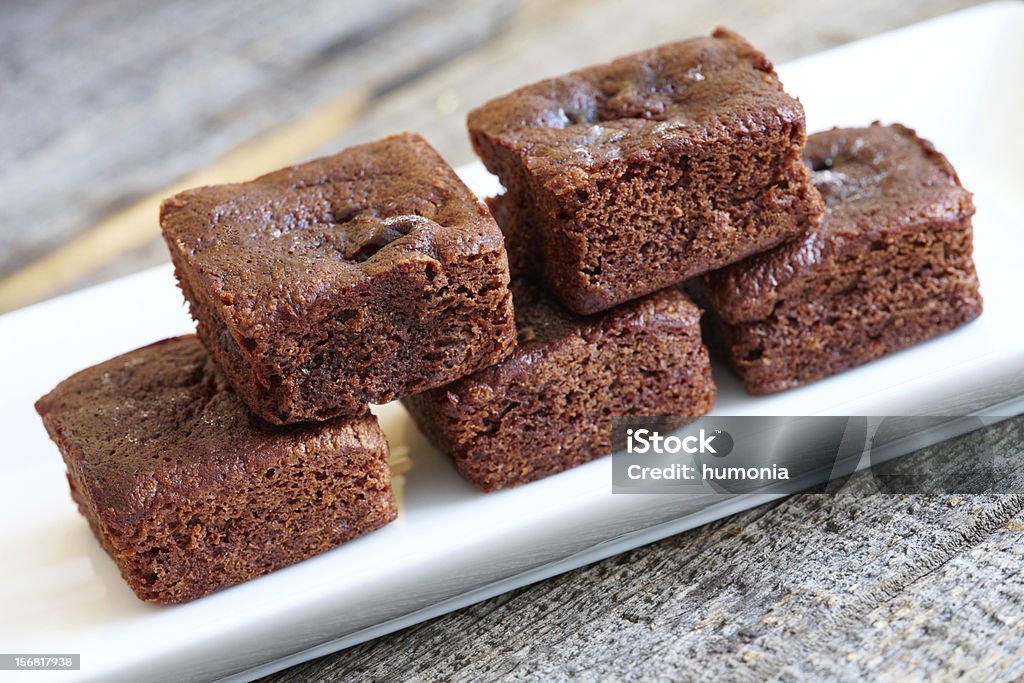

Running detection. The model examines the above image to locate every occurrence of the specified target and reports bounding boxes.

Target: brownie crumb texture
[404,284,715,491]
[35,336,397,604]
[468,28,823,314]
[161,132,516,425]
[703,123,982,394]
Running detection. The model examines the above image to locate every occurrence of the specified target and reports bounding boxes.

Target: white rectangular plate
[1,4,1022,681]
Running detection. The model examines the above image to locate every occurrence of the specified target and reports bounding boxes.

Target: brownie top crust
[806,123,972,231]
[705,123,975,324]
[467,28,804,189]
[161,133,504,336]
[34,335,383,526]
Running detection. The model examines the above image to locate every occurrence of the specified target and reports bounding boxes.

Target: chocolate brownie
[161,133,516,424]
[702,123,982,394]
[34,336,397,604]
[467,28,823,315]
[402,261,716,492]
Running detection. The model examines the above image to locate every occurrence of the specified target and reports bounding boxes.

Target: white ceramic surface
[1,4,1022,681]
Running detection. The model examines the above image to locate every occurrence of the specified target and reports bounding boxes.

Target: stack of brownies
[35,27,981,604]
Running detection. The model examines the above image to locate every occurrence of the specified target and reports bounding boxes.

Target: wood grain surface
[263,417,1024,682]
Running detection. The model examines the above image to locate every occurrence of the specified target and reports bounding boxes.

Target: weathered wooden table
[265,418,1024,682]
[5,1,1021,680]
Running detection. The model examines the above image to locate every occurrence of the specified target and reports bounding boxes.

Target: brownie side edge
[717,217,982,394]
[34,337,397,603]
[404,288,716,491]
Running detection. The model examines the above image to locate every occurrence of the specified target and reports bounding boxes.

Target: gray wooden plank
[0,0,514,282]
[261,416,1024,682]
